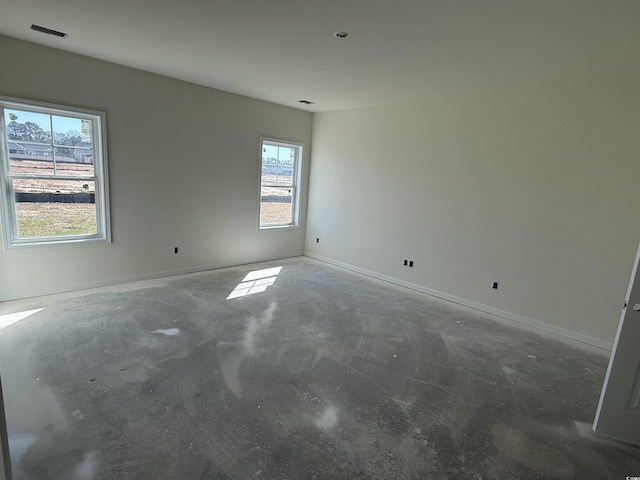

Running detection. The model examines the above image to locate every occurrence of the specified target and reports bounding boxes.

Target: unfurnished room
[0,1,639,479]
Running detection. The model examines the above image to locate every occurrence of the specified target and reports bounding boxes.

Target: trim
[5,237,110,251]
[259,225,301,232]
[304,252,613,352]
[593,240,640,430]
[0,251,304,303]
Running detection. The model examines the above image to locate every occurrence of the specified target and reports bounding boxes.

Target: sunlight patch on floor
[0,308,44,329]
[227,266,282,299]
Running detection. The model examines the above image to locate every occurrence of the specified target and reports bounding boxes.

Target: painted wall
[0,35,312,301]
[305,77,640,347]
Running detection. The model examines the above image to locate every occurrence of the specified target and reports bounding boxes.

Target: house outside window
[0,96,110,249]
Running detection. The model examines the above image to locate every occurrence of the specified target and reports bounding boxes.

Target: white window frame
[0,96,111,249]
[257,137,303,231]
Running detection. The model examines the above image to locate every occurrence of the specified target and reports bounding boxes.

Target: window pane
[54,146,94,176]
[261,145,277,185]
[261,144,294,187]
[260,186,292,225]
[13,179,97,238]
[277,145,294,187]
[53,115,93,152]
[275,154,293,187]
[4,109,51,143]
[53,115,92,144]
[54,145,74,163]
[277,146,295,164]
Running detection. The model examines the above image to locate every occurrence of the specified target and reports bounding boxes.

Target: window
[0,97,110,248]
[258,138,302,229]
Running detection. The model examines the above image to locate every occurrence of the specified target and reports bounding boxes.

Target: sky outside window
[5,109,84,137]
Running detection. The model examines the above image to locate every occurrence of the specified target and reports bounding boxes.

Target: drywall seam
[304,252,613,351]
[0,251,303,303]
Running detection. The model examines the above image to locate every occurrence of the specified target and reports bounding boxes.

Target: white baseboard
[304,252,613,352]
[1,251,304,303]
[3,249,613,352]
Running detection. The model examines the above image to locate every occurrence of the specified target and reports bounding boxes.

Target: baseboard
[0,251,304,303]
[304,252,613,352]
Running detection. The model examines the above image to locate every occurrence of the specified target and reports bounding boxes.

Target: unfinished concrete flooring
[0,258,638,479]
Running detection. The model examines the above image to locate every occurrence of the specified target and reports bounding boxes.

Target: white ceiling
[0,0,639,112]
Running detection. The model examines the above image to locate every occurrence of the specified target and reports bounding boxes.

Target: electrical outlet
[492,282,498,290]
[174,247,179,254]
[316,238,319,243]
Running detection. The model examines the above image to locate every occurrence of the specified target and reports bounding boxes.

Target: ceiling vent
[30,24,68,38]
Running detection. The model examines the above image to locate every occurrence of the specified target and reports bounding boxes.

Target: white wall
[0,35,312,301]
[3,35,640,348]
[305,77,640,347]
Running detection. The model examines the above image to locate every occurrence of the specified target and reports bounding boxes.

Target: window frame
[0,96,111,250]
[257,137,303,231]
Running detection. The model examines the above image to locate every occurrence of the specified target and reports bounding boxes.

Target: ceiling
[0,0,639,112]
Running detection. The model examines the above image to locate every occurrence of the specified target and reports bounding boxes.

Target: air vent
[298,100,314,105]
[30,24,68,38]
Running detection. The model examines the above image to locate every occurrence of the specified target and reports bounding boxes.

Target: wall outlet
[174,247,179,254]
[316,238,319,243]
[492,282,498,290]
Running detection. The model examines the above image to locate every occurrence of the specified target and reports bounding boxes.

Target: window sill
[258,224,300,232]
[5,236,111,251]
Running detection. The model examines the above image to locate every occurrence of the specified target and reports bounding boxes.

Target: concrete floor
[0,258,638,479]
